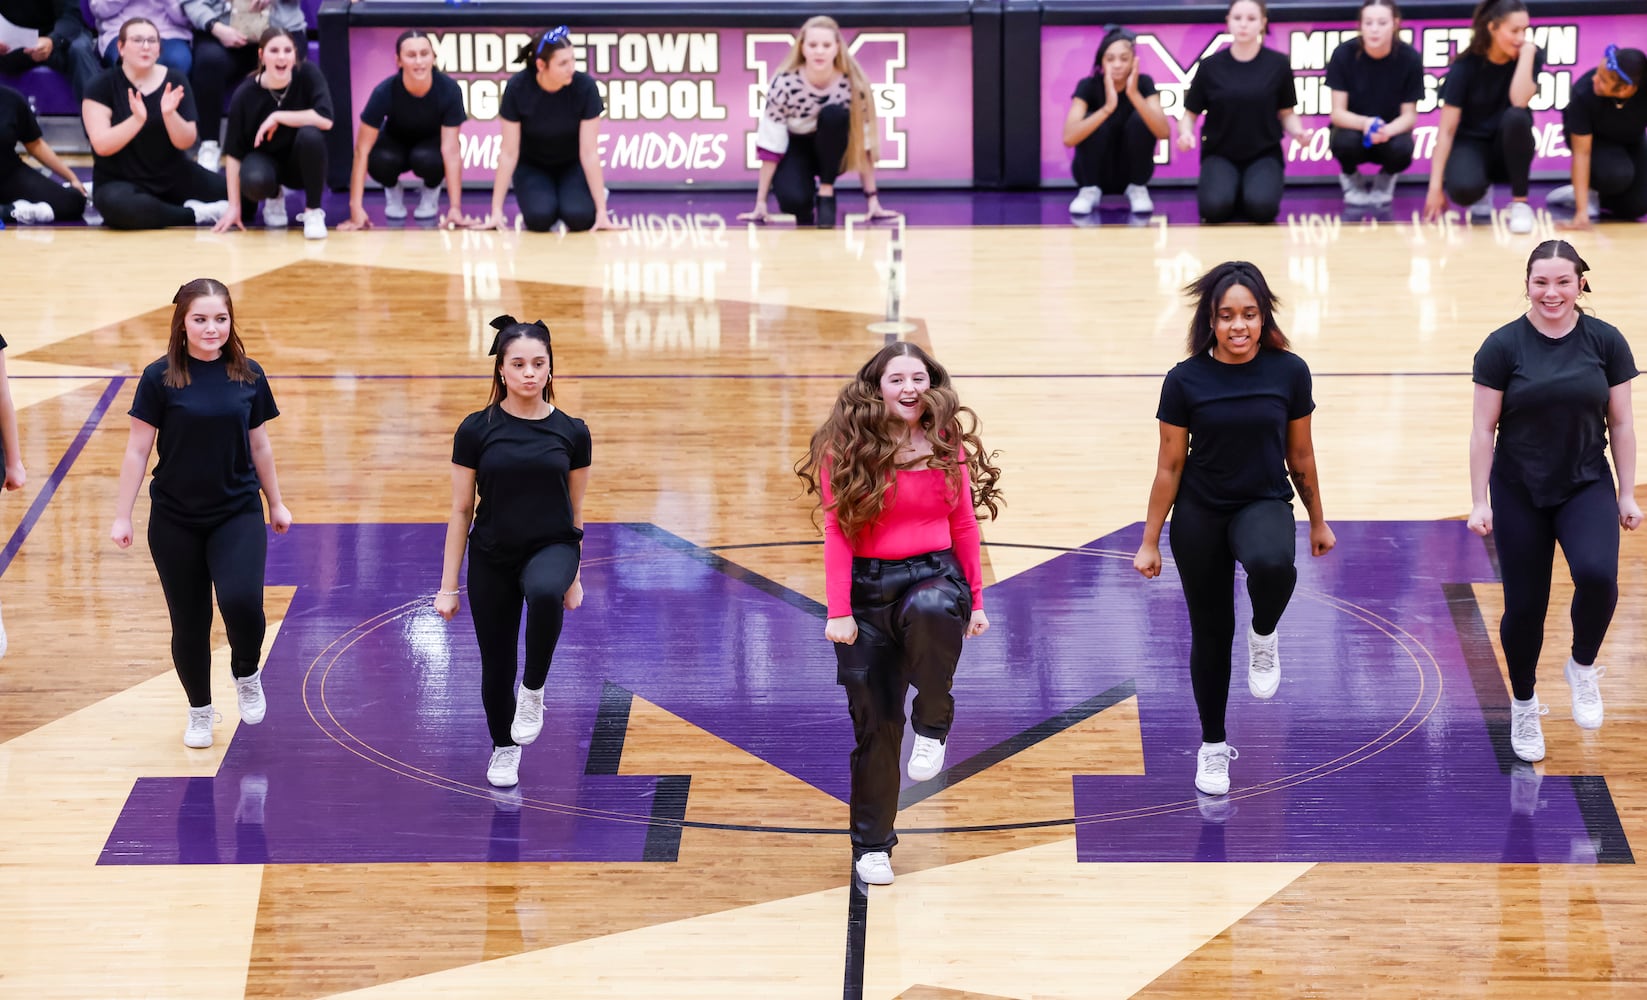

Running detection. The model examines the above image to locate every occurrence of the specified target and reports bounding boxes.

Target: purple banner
[1041,15,1638,184]
[349,26,973,185]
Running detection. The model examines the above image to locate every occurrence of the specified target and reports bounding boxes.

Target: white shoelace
[517,692,543,725]
[1512,703,1548,741]
[1571,667,1606,710]
[1200,746,1238,776]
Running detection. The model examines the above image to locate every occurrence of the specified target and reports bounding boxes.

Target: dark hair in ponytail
[1465,0,1527,58]
[487,314,555,407]
[517,26,573,67]
[1525,240,1593,305]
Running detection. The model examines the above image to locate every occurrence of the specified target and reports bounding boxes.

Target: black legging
[466,541,581,747]
[1590,135,1647,221]
[0,164,86,222]
[93,161,227,230]
[1072,112,1156,192]
[773,103,849,223]
[368,131,444,189]
[1197,153,1285,224]
[1489,473,1619,701]
[191,30,307,142]
[1168,499,1298,743]
[239,125,326,211]
[147,504,268,708]
[513,160,595,232]
[833,549,970,856]
[1444,106,1536,204]
[1328,126,1415,175]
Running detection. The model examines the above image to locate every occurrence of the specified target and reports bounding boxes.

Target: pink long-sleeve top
[821,460,984,618]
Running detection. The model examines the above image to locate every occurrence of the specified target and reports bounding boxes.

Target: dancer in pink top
[796,341,1002,886]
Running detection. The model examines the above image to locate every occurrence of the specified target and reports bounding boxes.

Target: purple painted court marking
[100,520,1630,865]
[0,377,125,578]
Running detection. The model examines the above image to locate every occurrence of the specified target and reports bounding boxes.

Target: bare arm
[440,124,464,221]
[1328,89,1373,132]
[1278,108,1305,141]
[1510,44,1538,107]
[1176,109,1201,151]
[1609,380,1636,504]
[1062,97,1109,147]
[0,350,23,489]
[22,138,85,190]
[1133,92,1170,141]
[1467,384,1502,534]
[82,98,144,157]
[1384,100,1418,137]
[439,465,477,594]
[344,121,377,222]
[577,117,613,223]
[1568,132,1593,221]
[1424,105,1462,219]
[489,119,520,224]
[249,423,284,509]
[110,418,158,546]
[1141,422,1188,547]
[269,109,332,131]
[1285,415,1327,526]
[751,158,777,211]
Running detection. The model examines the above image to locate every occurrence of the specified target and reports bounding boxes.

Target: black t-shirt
[0,84,43,176]
[360,70,466,146]
[86,66,200,189]
[452,405,592,559]
[1473,314,1637,507]
[1325,39,1424,122]
[499,69,604,169]
[1441,49,1546,141]
[129,355,279,525]
[1072,72,1158,135]
[1157,347,1315,512]
[1564,68,1647,148]
[1184,47,1296,163]
[224,62,335,161]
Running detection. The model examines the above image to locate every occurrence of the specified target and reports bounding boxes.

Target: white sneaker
[184,199,228,226]
[415,183,441,219]
[1367,172,1397,207]
[0,600,8,658]
[1507,200,1535,234]
[301,207,327,240]
[235,668,266,725]
[184,705,220,748]
[854,851,894,885]
[235,774,268,824]
[197,140,221,172]
[487,745,521,787]
[1468,187,1497,219]
[383,183,407,219]
[1247,626,1280,699]
[1564,659,1605,730]
[1124,183,1153,214]
[511,685,545,745]
[1068,185,1100,214]
[1510,697,1548,762]
[907,734,945,781]
[1546,183,1576,207]
[1338,172,1373,207]
[1194,742,1238,796]
[262,196,287,229]
[10,200,53,224]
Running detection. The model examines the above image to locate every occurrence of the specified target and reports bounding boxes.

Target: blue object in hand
[1363,117,1384,147]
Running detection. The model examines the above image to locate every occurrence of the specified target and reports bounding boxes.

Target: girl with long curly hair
[739,16,898,228]
[797,341,1001,885]
[1133,261,1334,799]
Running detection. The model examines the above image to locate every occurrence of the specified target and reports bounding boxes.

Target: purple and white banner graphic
[349,25,974,185]
[1041,15,1641,184]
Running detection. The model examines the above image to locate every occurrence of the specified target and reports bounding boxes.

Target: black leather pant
[834,548,971,855]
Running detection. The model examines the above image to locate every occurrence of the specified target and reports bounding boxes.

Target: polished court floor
[2,205,1646,998]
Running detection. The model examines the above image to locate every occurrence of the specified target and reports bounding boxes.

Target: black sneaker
[816,193,837,229]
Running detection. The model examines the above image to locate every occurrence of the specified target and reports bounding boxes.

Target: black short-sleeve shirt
[452,406,592,559]
[85,66,199,189]
[1473,314,1637,507]
[360,70,467,146]
[129,355,279,525]
[1325,39,1424,122]
[1441,49,1545,141]
[1563,69,1647,147]
[0,84,43,175]
[499,69,604,170]
[1184,47,1296,164]
[1157,347,1315,512]
[1072,72,1158,135]
[224,62,335,161]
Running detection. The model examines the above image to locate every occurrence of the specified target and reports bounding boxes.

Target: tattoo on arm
[1291,469,1317,509]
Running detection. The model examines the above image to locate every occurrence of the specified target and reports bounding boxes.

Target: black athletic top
[85,66,199,189]
[1071,72,1158,135]
[0,84,42,177]
[499,69,603,170]
[130,355,279,525]
[1441,49,1546,141]
[1183,47,1296,163]
[359,71,467,145]
[453,405,591,559]
[1325,39,1424,122]
[1474,314,1637,507]
[223,62,335,162]
[1564,69,1647,147]
[1158,346,1315,512]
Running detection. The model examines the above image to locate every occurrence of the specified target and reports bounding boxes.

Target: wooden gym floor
[1,209,1645,998]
